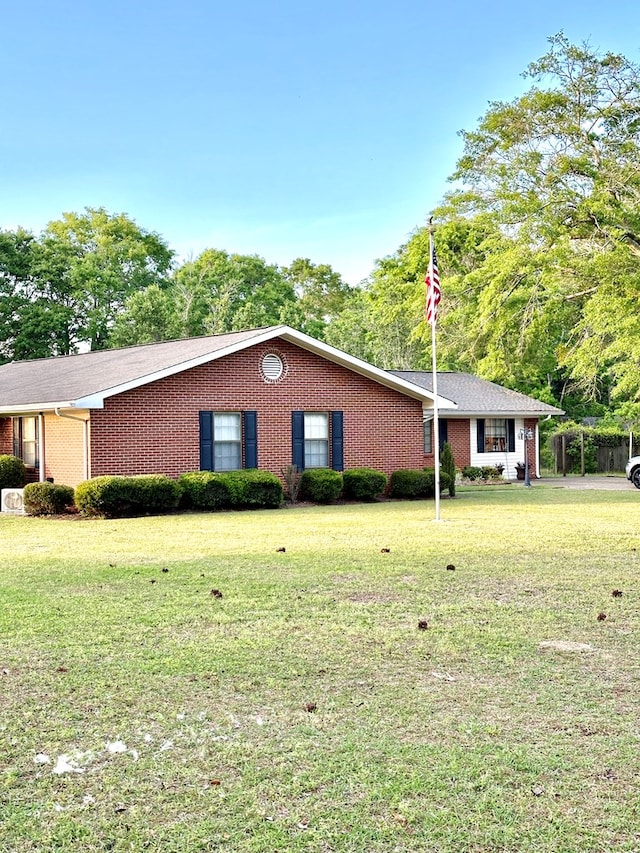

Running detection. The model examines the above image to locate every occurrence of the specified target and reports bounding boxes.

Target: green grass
[1,486,639,852]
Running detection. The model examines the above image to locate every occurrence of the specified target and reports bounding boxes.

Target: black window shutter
[292,411,305,470]
[439,418,448,451]
[507,419,516,453]
[199,411,213,471]
[477,419,485,454]
[243,410,258,469]
[331,411,344,471]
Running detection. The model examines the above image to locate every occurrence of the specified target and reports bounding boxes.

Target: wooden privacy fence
[553,432,639,475]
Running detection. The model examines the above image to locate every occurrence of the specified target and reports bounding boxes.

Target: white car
[626,456,640,489]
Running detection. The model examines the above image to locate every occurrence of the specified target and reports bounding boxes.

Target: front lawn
[1,487,638,852]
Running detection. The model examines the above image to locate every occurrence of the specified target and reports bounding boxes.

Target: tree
[109,285,183,347]
[38,207,174,351]
[0,228,73,362]
[444,33,640,403]
[281,258,354,339]
[440,442,456,497]
[170,249,296,336]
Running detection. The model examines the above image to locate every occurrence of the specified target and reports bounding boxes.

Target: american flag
[425,243,441,327]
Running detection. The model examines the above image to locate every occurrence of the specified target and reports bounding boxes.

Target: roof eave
[0,401,81,416]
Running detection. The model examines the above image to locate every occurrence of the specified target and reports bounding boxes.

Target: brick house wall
[524,417,538,477]
[89,340,429,483]
[0,418,12,455]
[432,419,471,471]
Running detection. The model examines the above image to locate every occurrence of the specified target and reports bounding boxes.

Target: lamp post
[519,427,534,487]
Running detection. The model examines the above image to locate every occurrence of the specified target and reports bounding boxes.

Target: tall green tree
[359,34,640,411]
[446,33,640,404]
[38,207,174,351]
[171,249,297,336]
[0,228,73,362]
[281,258,354,339]
[109,284,183,346]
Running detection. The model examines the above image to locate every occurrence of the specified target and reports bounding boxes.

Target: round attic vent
[261,352,284,382]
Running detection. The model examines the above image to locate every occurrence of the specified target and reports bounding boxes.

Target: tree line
[2,34,640,425]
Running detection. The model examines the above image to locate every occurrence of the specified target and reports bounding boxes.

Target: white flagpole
[428,219,441,522]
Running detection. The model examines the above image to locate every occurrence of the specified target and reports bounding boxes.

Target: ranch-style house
[0,325,563,488]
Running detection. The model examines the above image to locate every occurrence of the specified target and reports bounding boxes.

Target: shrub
[299,468,343,503]
[341,467,387,501]
[0,455,27,489]
[178,470,282,510]
[75,475,180,517]
[23,482,75,515]
[481,466,501,480]
[424,468,452,496]
[389,468,451,500]
[132,475,182,513]
[461,465,483,481]
[178,471,232,510]
[440,442,456,497]
[222,470,283,509]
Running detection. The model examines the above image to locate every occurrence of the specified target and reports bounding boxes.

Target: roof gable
[0,327,456,413]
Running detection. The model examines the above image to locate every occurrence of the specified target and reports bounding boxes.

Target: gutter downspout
[54,409,90,482]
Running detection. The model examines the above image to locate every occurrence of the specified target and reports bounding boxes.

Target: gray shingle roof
[391,371,564,416]
[0,326,445,412]
[0,326,562,418]
[0,327,278,409]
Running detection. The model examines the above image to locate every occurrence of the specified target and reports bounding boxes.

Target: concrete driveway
[535,475,634,491]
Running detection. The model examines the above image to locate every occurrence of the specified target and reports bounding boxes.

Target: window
[476,418,515,454]
[199,411,257,472]
[13,417,39,468]
[304,413,329,468]
[485,418,507,452]
[213,413,242,471]
[292,411,343,471]
[423,418,433,454]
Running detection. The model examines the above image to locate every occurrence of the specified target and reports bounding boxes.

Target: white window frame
[423,417,433,454]
[13,416,39,468]
[484,418,508,453]
[304,412,329,468]
[213,412,242,471]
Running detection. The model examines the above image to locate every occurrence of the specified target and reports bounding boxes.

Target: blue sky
[2,1,639,284]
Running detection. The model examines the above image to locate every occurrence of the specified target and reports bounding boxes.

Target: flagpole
[428,218,441,522]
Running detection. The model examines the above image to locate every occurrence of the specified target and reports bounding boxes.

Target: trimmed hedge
[341,467,387,501]
[299,468,343,503]
[178,469,283,510]
[178,471,231,510]
[0,455,27,489]
[388,468,452,499]
[75,475,181,517]
[223,469,283,509]
[24,482,75,516]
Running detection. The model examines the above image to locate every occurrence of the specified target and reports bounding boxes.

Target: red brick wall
[421,418,472,470]
[0,418,12,455]
[524,417,538,477]
[43,414,87,486]
[89,340,429,480]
